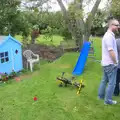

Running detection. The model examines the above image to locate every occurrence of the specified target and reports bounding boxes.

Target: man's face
[111,22,120,33]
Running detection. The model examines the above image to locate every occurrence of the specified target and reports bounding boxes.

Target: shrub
[0,70,17,82]
[0,73,9,82]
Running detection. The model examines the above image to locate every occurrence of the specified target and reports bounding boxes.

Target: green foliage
[24,11,39,27]
[91,10,106,36]
[45,12,64,29]
[0,0,20,34]
[24,11,64,32]
[24,0,49,10]
[68,3,83,20]
[111,0,120,19]
[0,71,17,82]
[0,0,31,38]
[9,70,17,78]
[13,12,31,37]
[39,12,64,33]
[23,10,66,42]
[42,26,54,42]
[0,70,18,82]
[0,73,9,82]
[0,0,69,43]
[59,27,72,41]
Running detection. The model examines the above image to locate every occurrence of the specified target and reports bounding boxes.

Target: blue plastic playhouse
[0,35,23,74]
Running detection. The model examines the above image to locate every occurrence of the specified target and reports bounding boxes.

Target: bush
[0,70,17,82]
[59,27,72,41]
[91,27,105,36]
[0,73,9,82]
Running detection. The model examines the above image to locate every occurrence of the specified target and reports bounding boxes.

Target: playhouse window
[5,52,8,56]
[0,52,9,63]
[1,58,4,63]
[5,57,9,62]
[0,53,4,58]
[15,50,18,54]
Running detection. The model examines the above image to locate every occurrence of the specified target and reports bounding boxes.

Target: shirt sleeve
[105,35,114,51]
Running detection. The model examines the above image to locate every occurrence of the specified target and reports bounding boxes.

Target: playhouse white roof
[0,35,22,46]
[0,36,7,43]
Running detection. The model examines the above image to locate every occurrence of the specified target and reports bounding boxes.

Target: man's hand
[109,50,117,64]
[114,63,118,67]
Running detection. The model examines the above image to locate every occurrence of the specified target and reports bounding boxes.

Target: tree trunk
[84,0,102,41]
[57,0,102,48]
[74,31,83,47]
[31,36,36,44]
[83,34,90,42]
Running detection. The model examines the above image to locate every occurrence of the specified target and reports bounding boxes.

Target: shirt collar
[107,30,115,36]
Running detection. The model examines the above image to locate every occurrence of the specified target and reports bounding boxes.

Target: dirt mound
[22,44,63,67]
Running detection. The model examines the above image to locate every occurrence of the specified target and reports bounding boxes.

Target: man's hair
[108,19,119,27]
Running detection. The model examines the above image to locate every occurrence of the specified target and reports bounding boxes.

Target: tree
[22,0,51,11]
[0,0,21,35]
[22,1,66,44]
[57,0,103,47]
[23,0,107,47]
[0,0,31,40]
[110,0,120,20]
[91,9,106,36]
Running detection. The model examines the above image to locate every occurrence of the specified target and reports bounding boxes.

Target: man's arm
[109,50,117,64]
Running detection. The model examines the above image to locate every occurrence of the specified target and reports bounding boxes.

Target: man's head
[108,19,120,33]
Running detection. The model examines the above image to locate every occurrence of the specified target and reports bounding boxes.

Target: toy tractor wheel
[59,82,63,87]
[81,84,85,88]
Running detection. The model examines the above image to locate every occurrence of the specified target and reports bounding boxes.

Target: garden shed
[0,34,23,74]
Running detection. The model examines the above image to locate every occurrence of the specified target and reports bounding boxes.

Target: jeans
[114,68,120,95]
[98,64,117,102]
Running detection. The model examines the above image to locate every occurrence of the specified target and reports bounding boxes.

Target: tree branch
[86,0,102,34]
[57,0,68,17]
[75,0,85,33]
[91,0,101,17]
[57,0,73,33]
[76,0,84,9]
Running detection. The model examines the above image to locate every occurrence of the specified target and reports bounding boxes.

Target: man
[98,19,120,105]
[114,38,120,96]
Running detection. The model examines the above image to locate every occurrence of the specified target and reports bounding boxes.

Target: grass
[15,35,64,46]
[0,37,120,120]
[36,35,64,46]
[92,37,102,60]
[15,35,23,42]
[15,34,75,48]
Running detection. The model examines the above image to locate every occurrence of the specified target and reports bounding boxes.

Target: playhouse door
[11,47,23,72]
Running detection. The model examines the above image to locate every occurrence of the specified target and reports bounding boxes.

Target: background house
[0,34,23,74]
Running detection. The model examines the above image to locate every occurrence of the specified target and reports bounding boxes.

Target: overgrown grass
[0,37,120,120]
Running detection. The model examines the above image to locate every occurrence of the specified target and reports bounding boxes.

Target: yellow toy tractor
[56,72,85,94]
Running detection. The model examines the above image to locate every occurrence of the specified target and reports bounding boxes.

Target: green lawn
[36,35,64,46]
[15,34,76,47]
[92,37,102,60]
[0,37,120,120]
[15,35,64,46]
